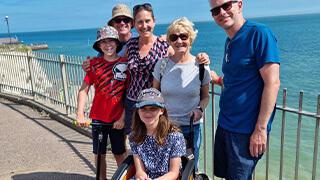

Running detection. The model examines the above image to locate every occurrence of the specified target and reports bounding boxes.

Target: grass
[0,44,32,52]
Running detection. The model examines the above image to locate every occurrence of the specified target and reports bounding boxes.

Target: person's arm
[250,63,280,157]
[192,83,210,122]
[82,57,92,72]
[76,81,90,127]
[154,157,181,180]
[133,154,149,180]
[113,110,125,129]
[210,70,223,86]
[152,79,160,90]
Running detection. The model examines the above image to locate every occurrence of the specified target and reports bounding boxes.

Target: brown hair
[133,3,155,20]
[130,108,180,146]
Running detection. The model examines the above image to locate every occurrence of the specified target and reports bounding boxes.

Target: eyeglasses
[169,33,189,42]
[113,17,132,24]
[133,3,153,16]
[210,1,238,16]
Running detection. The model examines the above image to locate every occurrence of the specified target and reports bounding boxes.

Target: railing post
[294,91,303,180]
[211,83,216,180]
[59,54,70,114]
[26,51,35,98]
[266,137,270,180]
[312,94,320,180]
[203,109,207,173]
[279,88,287,180]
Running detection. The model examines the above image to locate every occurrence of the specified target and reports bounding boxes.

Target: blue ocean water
[1,13,319,179]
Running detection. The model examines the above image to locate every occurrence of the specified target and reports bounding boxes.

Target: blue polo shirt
[218,20,280,134]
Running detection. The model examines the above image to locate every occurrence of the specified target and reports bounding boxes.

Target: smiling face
[210,0,242,31]
[138,106,163,128]
[98,39,118,56]
[168,30,191,54]
[111,16,133,39]
[134,10,155,38]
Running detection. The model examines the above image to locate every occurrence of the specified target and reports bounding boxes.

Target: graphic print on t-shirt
[113,62,127,81]
[90,58,128,98]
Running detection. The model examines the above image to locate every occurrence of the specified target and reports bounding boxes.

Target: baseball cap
[135,88,165,109]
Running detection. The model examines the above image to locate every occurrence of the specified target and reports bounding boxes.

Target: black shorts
[92,120,125,155]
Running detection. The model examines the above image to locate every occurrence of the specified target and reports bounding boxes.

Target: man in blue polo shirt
[209,0,280,179]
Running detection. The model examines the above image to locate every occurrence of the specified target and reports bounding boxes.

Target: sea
[1,13,319,179]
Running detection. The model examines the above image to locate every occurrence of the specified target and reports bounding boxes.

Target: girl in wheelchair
[129,88,186,180]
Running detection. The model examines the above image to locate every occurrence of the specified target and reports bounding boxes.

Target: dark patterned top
[126,37,169,100]
[129,132,186,179]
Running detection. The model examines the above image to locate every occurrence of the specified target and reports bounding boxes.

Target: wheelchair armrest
[112,155,135,180]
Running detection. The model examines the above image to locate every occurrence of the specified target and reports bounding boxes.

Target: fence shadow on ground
[11,171,94,180]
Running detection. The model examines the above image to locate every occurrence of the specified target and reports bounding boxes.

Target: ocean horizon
[1,13,319,179]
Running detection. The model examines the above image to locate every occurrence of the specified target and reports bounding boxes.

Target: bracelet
[217,76,223,86]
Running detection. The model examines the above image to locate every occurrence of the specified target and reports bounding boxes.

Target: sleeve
[83,73,93,85]
[170,132,186,158]
[83,57,97,85]
[254,26,280,69]
[152,59,162,81]
[129,135,139,155]
[202,65,212,86]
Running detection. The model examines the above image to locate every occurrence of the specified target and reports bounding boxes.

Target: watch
[197,106,203,112]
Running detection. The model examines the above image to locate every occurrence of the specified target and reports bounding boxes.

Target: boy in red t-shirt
[76,26,128,180]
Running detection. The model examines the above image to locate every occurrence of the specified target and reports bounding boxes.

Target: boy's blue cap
[135,88,165,108]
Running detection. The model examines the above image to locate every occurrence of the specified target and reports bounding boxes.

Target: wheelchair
[112,115,210,180]
[111,154,195,180]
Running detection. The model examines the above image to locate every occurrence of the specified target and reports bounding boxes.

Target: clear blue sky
[0,0,320,33]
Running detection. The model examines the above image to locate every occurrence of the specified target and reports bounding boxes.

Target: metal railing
[0,50,319,180]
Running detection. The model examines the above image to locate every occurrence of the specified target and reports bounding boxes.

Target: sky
[0,0,320,33]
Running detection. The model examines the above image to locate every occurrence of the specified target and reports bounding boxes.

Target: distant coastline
[0,12,319,34]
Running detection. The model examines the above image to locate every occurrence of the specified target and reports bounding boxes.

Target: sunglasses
[169,33,189,42]
[113,17,132,24]
[133,3,152,14]
[210,1,238,16]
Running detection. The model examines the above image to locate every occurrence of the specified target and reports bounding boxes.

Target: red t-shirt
[84,56,129,123]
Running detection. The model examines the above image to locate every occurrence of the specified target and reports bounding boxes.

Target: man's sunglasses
[169,33,189,42]
[210,1,238,16]
[113,17,132,24]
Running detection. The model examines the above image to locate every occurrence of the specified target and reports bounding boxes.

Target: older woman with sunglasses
[152,17,211,172]
[124,4,210,136]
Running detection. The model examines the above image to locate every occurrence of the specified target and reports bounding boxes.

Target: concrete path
[0,98,117,180]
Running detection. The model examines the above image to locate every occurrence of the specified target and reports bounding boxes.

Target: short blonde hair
[167,17,198,45]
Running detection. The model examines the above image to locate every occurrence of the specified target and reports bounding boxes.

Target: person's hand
[158,34,167,42]
[249,126,267,157]
[82,56,91,72]
[113,119,124,129]
[76,114,90,127]
[191,108,203,122]
[210,70,220,83]
[196,52,210,65]
[135,171,149,180]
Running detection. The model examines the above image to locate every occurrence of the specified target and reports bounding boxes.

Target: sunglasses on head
[210,1,238,16]
[169,33,189,42]
[113,17,132,24]
[133,3,152,13]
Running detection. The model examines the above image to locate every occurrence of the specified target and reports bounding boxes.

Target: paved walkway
[0,98,117,180]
